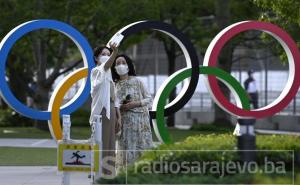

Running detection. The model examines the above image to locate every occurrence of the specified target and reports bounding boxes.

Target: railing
[182,91,300,116]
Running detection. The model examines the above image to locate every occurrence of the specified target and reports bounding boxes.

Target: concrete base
[0,166,90,185]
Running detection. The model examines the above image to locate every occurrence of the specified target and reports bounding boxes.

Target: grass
[0,126,208,166]
[0,147,57,166]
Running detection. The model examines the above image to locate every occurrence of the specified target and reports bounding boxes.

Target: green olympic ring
[154,66,250,144]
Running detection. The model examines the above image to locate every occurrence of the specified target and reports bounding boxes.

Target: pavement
[0,139,89,185]
[255,129,300,136]
[0,138,57,148]
[0,139,90,185]
[0,138,160,185]
[0,166,91,185]
[0,138,161,148]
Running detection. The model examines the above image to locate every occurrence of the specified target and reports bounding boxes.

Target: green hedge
[137,134,297,168]
[0,108,91,127]
[98,134,300,184]
[99,171,298,184]
[70,109,90,127]
[0,109,33,127]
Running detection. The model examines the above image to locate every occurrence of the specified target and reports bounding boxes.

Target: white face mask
[98,55,110,64]
[115,64,129,75]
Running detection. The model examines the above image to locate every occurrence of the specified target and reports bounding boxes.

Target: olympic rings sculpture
[0,20,299,144]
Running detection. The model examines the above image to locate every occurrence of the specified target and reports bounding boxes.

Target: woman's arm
[104,42,118,71]
[121,79,152,110]
[115,107,121,134]
[138,79,153,107]
[90,68,105,97]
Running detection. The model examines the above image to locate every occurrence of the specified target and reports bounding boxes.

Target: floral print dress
[115,76,154,168]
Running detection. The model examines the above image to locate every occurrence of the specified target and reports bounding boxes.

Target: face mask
[115,64,129,75]
[98,55,110,64]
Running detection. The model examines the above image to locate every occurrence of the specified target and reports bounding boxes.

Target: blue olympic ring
[0,20,95,120]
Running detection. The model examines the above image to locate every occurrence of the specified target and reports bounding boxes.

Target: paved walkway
[0,139,160,185]
[0,138,57,148]
[255,129,300,136]
[0,166,91,185]
[0,138,161,148]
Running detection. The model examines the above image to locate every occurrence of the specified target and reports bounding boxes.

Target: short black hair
[93,45,112,65]
[248,69,254,76]
[112,54,136,82]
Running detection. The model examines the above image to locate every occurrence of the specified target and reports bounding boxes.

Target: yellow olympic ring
[48,68,88,141]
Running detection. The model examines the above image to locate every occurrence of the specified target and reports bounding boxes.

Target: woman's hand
[120,104,130,111]
[120,101,140,111]
[109,41,118,53]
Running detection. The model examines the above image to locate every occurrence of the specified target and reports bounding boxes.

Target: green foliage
[253,0,300,25]
[0,109,33,127]
[253,0,300,61]
[98,133,300,184]
[99,171,299,184]
[0,0,264,121]
[70,109,90,127]
[0,127,92,139]
[138,134,298,166]
[257,134,300,151]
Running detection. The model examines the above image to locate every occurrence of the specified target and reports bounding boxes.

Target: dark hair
[93,46,112,65]
[111,54,136,82]
[248,69,254,76]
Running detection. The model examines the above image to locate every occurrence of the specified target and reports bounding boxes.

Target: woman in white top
[89,42,121,176]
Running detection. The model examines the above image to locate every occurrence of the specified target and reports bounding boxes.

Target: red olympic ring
[203,21,300,118]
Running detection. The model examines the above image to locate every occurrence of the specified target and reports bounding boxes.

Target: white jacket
[89,63,114,124]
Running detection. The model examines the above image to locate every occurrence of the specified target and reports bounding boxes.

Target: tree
[213,0,233,126]
[147,0,215,127]
[253,0,300,56]
[0,0,155,129]
[0,0,91,129]
[0,0,264,129]
[210,0,261,126]
[149,0,261,126]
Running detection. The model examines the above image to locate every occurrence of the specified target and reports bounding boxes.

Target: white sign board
[58,143,99,172]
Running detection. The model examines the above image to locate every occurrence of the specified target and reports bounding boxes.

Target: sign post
[61,115,71,185]
[58,114,100,185]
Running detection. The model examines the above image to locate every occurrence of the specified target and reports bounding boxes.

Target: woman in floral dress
[112,54,154,168]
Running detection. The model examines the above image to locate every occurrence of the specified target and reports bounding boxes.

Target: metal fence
[182,91,300,116]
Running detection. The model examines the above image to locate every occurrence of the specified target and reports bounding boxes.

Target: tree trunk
[31,30,69,131]
[33,85,50,130]
[32,31,49,130]
[6,54,29,108]
[213,0,233,127]
[7,61,27,105]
